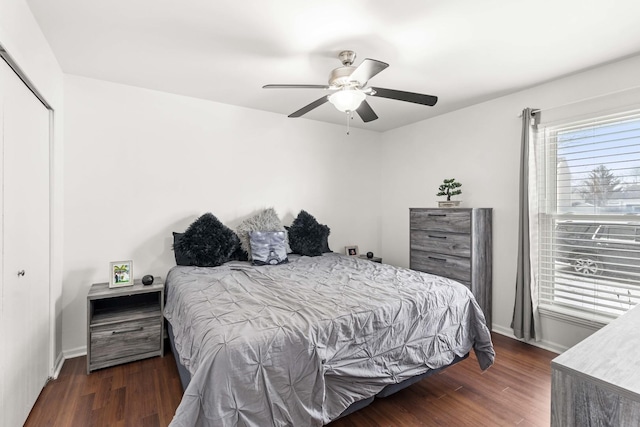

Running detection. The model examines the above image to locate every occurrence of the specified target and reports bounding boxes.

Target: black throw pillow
[320,224,332,253]
[230,244,249,262]
[173,213,239,267]
[172,232,193,266]
[288,210,328,257]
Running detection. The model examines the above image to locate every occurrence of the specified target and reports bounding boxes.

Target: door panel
[0,58,50,427]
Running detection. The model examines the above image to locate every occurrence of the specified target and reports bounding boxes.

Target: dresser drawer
[409,208,492,328]
[410,229,471,257]
[90,316,161,365]
[410,209,471,233]
[410,250,471,283]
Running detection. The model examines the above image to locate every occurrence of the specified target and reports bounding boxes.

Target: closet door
[0,58,51,426]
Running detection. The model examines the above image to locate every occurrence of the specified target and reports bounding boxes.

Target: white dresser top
[552,304,640,400]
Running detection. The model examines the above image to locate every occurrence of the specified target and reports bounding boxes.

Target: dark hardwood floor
[25,350,183,427]
[25,333,557,426]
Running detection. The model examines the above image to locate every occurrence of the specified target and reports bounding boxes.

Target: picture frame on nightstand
[109,260,133,288]
[345,246,359,256]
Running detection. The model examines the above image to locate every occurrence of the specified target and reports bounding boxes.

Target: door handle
[17,270,25,277]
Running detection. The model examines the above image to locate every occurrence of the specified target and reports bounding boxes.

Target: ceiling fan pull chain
[347,111,351,135]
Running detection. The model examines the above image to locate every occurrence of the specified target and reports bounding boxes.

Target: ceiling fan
[263,50,438,123]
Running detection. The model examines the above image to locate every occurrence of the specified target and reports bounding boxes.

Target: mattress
[164,253,494,426]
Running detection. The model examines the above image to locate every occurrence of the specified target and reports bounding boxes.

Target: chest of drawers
[410,208,492,327]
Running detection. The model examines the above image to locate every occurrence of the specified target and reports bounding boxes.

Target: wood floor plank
[25,333,557,426]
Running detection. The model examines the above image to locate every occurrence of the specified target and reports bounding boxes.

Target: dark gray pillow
[172,232,193,266]
[320,224,332,253]
[288,210,329,257]
[230,244,249,262]
[249,231,289,266]
[173,213,239,267]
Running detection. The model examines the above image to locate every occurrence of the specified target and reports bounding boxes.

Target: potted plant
[437,178,462,207]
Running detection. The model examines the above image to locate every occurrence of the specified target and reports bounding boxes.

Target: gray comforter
[165,253,494,426]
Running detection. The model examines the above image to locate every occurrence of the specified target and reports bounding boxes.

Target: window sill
[538,305,611,331]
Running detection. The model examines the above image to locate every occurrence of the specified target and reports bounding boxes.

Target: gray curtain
[511,108,536,340]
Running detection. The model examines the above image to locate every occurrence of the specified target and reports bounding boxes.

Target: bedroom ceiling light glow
[328,88,366,112]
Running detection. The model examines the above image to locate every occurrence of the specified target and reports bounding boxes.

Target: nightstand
[359,255,382,263]
[87,278,164,374]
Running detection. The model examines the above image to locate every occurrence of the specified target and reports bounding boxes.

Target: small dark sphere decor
[142,275,154,286]
[366,252,374,259]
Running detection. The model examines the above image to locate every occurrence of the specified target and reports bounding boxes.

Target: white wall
[0,0,64,372]
[379,54,640,352]
[62,75,383,354]
[62,53,640,355]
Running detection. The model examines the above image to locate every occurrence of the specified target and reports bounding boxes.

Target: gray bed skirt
[166,320,468,422]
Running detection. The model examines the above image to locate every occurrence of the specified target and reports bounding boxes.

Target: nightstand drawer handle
[428,214,447,217]
[112,327,144,335]
[428,235,447,239]
[428,256,447,262]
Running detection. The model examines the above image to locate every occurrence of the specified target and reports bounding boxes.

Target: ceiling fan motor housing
[329,66,359,87]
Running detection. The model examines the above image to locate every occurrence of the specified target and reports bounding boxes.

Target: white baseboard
[51,351,65,380]
[48,346,87,381]
[492,325,566,354]
[63,345,87,360]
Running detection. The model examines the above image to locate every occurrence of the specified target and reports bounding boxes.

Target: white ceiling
[26,0,640,132]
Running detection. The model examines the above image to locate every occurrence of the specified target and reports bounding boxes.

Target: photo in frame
[109,260,134,288]
[345,245,359,256]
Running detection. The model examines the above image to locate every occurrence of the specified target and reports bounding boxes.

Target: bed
[164,253,494,426]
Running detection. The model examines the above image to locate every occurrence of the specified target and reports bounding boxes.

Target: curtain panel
[511,108,541,341]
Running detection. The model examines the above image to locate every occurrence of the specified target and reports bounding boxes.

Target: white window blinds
[536,108,640,321]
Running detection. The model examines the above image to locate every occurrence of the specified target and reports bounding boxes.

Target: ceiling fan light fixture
[263,50,437,122]
[328,89,366,112]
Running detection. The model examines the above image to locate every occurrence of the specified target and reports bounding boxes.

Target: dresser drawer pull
[428,235,447,239]
[112,327,144,335]
[428,256,447,262]
[427,214,447,217]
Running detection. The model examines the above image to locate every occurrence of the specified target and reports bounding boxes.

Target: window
[536,109,640,322]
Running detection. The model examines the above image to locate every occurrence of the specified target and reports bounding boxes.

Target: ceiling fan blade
[348,59,389,85]
[288,96,330,118]
[263,84,331,89]
[370,87,438,106]
[356,100,378,123]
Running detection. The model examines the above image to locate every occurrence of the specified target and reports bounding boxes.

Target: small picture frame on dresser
[345,246,359,256]
[109,260,134,288]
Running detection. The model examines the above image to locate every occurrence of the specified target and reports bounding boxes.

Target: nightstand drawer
[410,250,471,283]
[90,317,161,365]
[410,210,470,233]
[410,230,470,257]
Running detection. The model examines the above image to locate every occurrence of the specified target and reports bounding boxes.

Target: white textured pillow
[236,208,284,258]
